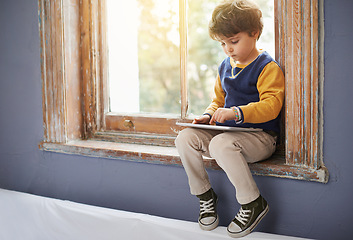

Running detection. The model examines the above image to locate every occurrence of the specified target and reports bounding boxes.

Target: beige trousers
[175,128,277,205]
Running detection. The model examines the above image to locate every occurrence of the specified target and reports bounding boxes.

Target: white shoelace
[200,199,215,215]
[234,208,251,225]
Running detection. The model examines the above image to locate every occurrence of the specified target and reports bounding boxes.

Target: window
[39,0,328,183]
[104,0,275,136]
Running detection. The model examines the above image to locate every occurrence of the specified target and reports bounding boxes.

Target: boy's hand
[209,108,235,125]
[193,114,211,124]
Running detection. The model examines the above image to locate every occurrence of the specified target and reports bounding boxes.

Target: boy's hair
[209,0,263,41]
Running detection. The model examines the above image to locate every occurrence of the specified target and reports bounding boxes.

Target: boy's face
[218,32,259,65]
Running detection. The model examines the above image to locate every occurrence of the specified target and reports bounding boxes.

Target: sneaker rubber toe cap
[227,221,242,233]
[200,216,216,225]
[199,215,219,231]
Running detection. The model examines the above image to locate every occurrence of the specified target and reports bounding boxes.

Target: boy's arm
[203,74,225,116]
[238,62,285,123]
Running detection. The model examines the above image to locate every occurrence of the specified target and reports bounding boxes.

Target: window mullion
[179,0,188,119]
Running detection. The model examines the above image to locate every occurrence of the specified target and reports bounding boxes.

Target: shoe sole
[227,205,269,238]
[199,214,219,231]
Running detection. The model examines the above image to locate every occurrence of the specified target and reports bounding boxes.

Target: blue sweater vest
[216,52,281,133]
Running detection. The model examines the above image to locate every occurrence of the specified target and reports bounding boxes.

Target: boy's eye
[231,41,239,44]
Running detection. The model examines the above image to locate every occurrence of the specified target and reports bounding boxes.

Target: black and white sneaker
[227,195,269,238]
[197,188,219,231]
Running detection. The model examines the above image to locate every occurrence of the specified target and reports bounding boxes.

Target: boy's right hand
[192,114,211,124]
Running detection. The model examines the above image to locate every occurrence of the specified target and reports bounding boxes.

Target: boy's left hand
[209,108,236,125]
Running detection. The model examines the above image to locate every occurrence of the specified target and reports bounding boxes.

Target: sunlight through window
[107,0,274,117]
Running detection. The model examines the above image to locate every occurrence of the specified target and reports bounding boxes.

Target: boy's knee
[209,135,225,158]
[209,134,240,159]
[175,128,197,147]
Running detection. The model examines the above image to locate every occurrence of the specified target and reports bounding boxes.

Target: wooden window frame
[39,0,328,183]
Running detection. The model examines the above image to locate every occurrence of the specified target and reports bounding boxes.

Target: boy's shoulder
[251,51,278,69]
[217,57,232,74]
[258,51,274,61]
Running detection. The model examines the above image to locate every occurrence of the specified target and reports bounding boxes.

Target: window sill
[39,140,328,183]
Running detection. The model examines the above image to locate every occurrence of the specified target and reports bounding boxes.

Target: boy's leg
[208,131,276,237]
[209,131,276,204]
[175,127,221,231]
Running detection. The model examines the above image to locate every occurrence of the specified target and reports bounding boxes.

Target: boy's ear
[252,30,260,39]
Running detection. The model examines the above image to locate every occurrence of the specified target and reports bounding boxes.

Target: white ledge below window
[39,140,328,183]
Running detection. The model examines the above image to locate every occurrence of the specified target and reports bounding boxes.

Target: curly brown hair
[209,0,263,41]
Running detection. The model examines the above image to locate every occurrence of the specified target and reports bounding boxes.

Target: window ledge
[39,140,328,183]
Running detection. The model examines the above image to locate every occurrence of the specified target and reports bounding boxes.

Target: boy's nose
[227,46,233,53]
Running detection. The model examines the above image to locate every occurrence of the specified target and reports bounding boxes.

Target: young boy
[175,0,284,238]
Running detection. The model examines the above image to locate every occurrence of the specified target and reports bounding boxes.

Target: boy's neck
[236,48,260,66]
[232,48,262,68]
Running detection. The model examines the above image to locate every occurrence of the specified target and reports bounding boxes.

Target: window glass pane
[256,0,275,57]
[187,0,274,117]
[187,0,224,117]
[107,0,180,115]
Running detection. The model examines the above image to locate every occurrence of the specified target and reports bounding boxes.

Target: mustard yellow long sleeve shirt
[204,51,285,133]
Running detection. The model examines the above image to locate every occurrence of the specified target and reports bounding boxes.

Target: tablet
[176,122,262,132]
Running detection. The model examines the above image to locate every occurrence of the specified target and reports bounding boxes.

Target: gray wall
[1,1,353,239]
